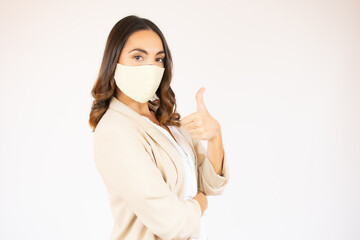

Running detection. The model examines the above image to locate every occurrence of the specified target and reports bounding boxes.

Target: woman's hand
[193,191,208,216]
[180,87,221,141]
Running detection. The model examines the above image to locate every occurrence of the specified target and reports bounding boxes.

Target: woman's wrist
[193,191,208,216]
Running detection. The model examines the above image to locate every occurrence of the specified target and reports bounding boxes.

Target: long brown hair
[89,15,181,132]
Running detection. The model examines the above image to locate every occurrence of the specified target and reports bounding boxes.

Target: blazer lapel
[108,96,186,186]
[176,124,199,182]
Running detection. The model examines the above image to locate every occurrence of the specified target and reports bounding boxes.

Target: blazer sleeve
[192,137,230,196]
[93,124,202,240]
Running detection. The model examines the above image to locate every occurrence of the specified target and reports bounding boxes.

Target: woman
[89,15,229,240]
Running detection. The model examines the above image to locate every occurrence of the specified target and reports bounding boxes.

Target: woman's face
[118,30,165,68]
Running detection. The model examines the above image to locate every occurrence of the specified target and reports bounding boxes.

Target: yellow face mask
[114,63,165,103]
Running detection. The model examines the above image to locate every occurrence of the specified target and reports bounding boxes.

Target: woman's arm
[180,87,229,196]
[207,126,224,176]
[193,136,230,196]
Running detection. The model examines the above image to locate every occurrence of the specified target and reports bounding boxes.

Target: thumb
[196,87,207,112]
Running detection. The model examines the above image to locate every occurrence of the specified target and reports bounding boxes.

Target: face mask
[114,63,165,103]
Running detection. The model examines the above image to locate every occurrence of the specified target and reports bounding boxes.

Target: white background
[1,0,359,239]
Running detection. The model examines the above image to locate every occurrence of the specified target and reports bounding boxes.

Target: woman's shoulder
[94,108,141,139]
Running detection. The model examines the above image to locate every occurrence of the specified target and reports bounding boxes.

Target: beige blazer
[93,96,230,240]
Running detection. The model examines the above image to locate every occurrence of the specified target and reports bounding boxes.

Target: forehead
[123,30,164,52]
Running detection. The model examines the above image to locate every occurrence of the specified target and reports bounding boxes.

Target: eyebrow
[128,48,165,55]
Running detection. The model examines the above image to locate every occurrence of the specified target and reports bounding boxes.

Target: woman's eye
[157,58,164,63]
[134,55,143,61]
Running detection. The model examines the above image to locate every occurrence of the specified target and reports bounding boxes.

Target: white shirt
[141,116,208,240]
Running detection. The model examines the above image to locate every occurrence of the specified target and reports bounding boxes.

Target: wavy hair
[89,15,181,132]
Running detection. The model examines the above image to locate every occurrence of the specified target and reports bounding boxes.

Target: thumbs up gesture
[180,87,221,141]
